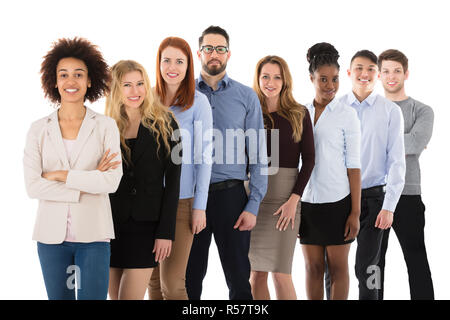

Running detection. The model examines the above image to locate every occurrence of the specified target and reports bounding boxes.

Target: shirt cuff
[193,191,208,211]
[382,197,397,213]
[244,199,261,216]
[345,157,361,169]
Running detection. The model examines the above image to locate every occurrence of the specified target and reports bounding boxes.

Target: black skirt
[299,195,355,246]
[110,218,158,269]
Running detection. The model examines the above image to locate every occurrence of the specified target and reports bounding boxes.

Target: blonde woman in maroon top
[249,55,315,300]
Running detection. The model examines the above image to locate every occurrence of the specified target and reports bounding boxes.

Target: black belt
[362,185,386,198]
[209,179,243,192]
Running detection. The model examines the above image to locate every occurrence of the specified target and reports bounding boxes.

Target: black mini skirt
[299,195,355,246]
[110,218,158,269]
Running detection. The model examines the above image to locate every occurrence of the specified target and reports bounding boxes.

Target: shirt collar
[306,97,339,112]
[327,98,339,111]
[198,73,229,90]
[347,90,378,107]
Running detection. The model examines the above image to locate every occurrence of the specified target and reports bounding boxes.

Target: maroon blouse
[265,108,315,196]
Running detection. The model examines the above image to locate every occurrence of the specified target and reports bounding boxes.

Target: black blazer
[109,118,181,240]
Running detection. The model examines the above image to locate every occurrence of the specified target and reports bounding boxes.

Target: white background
[0,0,448,300]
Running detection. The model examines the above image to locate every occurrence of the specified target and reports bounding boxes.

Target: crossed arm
[41,149,121,183]
[24,120,123,201]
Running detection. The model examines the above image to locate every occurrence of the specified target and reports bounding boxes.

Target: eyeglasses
[200,45,229,54]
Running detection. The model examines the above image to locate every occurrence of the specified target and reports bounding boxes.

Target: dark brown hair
[199,25,229,48]
[378,49,408,73]
[155,37,196,110]
[40,37,110,103]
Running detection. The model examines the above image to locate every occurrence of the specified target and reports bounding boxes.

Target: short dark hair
[350,50,378,65]
[198,25,230,48]
[306,42,340,74]
[378,49,408,73]
[41,37,110,104]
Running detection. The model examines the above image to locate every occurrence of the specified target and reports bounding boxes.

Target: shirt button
[130,188,137,195]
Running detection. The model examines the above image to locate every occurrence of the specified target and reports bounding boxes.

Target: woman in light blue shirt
[149,37,213,300]
[299,43,361,300]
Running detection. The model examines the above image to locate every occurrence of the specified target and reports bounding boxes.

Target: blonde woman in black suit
[105,60,181,300]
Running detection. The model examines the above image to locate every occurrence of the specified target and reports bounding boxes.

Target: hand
[191,209,206,235]
[153,239,172,263]
[375,209,393,229]
[273,194,300,231]
[42,170,68,182]
[233,211,257,231]
[97,149,121,172]
[344,211,360,241]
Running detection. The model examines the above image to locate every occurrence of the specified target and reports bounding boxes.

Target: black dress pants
[325,189,385,300]
[186,183,253,300]
[355,193,385,299]
[378,195,434,300]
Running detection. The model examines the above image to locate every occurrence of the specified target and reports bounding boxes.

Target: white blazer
[23,107,122,244]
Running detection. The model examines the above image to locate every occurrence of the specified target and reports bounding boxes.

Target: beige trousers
[148,198,194,300]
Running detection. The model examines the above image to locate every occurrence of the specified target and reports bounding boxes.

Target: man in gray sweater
[378,49,434,300]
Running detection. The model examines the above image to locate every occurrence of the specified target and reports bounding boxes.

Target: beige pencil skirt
[249,167,301,274]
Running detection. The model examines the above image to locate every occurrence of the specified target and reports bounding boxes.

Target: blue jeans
[37,241,110,300]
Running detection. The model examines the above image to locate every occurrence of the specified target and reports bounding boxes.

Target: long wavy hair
[155,36,196,110]
[253,55,305,142]
[105,60,175,165]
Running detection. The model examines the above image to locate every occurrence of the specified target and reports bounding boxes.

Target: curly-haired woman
[23,37,123,300]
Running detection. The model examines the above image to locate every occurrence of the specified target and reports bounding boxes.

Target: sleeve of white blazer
[23,120,81,202]
[65,117,123,194]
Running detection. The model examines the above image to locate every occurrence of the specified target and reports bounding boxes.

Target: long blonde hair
[253,55,305,142]
[105,60,175,165]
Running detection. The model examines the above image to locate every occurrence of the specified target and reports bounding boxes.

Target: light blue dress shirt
[340,91,406,212]
[196,73,268,216]
[170,90,213,211]
[302,98,361,204]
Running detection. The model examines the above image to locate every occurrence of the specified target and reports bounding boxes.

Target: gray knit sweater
[394,97,434,195]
